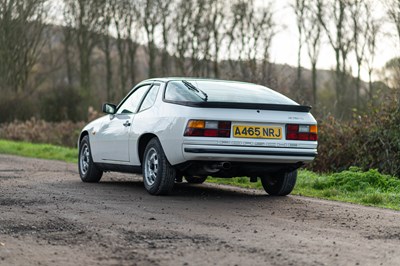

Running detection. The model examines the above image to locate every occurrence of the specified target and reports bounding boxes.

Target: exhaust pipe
[203,162,232,173]
[218,162,231,170]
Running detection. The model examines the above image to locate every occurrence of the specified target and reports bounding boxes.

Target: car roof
[143,77,258,86]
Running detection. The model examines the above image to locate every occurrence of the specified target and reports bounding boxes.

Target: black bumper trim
[184,148,317,157]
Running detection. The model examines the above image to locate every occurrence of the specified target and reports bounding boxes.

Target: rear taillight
[286,124,317,141]
[184,120,231,137]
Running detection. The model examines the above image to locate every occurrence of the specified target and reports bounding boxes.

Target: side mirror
[102,103,117,114]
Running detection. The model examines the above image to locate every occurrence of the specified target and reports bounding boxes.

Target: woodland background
[1,0,400,176]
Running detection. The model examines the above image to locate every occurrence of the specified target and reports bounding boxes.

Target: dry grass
[0,118,85,147]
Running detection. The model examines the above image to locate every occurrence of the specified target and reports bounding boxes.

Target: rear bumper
[182,144,317,164]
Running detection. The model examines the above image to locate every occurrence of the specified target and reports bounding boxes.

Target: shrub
[0,118,85,147]
[310,99,400,177]
[39,86,84,122]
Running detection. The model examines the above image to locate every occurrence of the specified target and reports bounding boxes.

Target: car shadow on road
[90,177,295,203]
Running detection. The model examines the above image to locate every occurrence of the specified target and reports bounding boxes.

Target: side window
[139,85,160,112]
[117,85,151,114]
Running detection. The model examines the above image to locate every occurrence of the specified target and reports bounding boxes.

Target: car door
[96,84,152,163]
[128,83,161,166]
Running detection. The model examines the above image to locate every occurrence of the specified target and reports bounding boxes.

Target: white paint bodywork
[80,79,318,168]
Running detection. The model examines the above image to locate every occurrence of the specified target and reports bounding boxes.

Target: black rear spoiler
[166,101,312,113]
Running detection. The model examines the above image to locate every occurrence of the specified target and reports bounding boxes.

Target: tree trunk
[312,62,317,107]
[213,43,220,78]
[116,32,126,97]
[368,69,373,102]
[356,64,361,109]
[64,29,73,87]
[79,46,91,96]
[104,35,113,101]
[335,48,341,108]
[297,27,302,101]
[128,40,138,86]
[148,36,156,78]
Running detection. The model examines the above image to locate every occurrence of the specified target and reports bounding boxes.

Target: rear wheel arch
[138,133,158,164]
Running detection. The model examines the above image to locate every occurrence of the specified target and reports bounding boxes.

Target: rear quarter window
[139,84,160,112]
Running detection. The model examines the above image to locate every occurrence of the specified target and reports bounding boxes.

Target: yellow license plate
[233,125,282,139]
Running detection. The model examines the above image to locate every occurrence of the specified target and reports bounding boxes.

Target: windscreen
[165,80,298,105]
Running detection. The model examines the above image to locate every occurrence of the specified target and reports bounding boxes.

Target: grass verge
[208,167,400,211]
[1,139,400,211]
[0,139,77,163]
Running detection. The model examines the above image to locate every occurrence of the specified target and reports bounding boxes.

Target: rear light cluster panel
[286,124,318,141]
[184,120,318,141]
[184,120,231,138]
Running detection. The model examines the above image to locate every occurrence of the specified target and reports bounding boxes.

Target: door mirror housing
[102,103,117,114]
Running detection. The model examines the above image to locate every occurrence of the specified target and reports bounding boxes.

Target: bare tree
[174,0,192,75]
[143,0,160,78]
[63,0,106,96]
[189,0,207,76]
[225,1,276,84]
[113,0,130,95]
[302,0,322,107]
[126,3,141,86]
[200,2,213,76]
[0,0,47,95]
[387,0,400,44]
[226,0,253,80]
[62,10,74,88]
[385,0,400,101]
[157,0,172,76]
[317,0,353,114]
[292,0,307,100]
[248,5,276,83]
[209,0,225,78]
[350,0,369,109]
[99,1,114,101]
[365,7,381,101]
[260,18,277,87]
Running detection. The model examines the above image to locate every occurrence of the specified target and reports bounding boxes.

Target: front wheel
[261,170,297,196]
[143,138,176,195]
[78,135,103,182]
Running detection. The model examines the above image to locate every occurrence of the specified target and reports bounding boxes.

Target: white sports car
[78,78,317,196]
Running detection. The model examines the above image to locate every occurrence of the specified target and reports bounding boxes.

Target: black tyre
[78,135,103,182]
[261,170,297,196]
[184,176,207,184]
[143,138,176,195]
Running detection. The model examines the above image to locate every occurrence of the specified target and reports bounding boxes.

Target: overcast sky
[263,0,396,81]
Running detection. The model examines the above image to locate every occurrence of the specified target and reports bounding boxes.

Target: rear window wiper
[182,80,208,101]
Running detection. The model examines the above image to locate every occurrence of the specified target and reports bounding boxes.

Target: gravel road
[0,154,399,266]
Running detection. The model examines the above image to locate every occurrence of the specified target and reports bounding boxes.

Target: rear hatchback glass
[165,80,298,105]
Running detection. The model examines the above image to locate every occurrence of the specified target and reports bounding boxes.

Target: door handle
[123,121,131,127]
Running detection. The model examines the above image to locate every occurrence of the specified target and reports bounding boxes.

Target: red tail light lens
[184,120,231,138]
[286,124,318,141]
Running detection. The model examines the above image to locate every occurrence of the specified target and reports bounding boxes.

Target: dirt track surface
[1,155,400,266]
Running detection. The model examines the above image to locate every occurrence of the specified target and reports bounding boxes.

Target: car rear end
[163,79,317,183]
[181,108,317,169]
